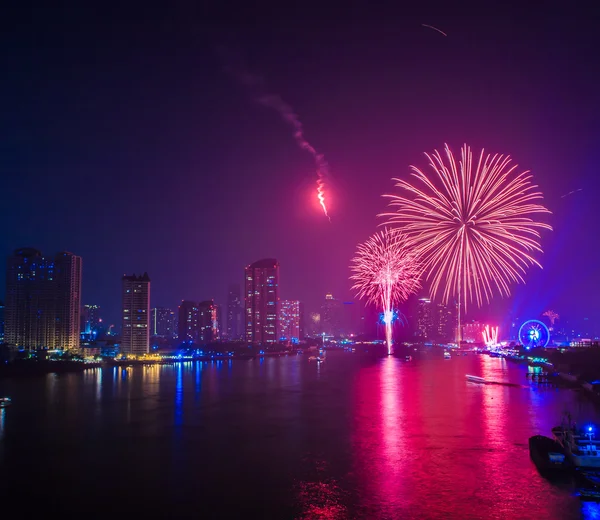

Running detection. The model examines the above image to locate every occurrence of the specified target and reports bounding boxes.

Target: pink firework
[482,325,499,347]
[350,228,422,355]
[381,143,552,343]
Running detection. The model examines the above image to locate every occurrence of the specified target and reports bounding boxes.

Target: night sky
[1,4,598,331]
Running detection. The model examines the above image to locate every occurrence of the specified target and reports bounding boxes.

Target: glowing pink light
[317,176,330,221]
[258,95,331,221]
[482,325,499,347]
[542,310,559,328]
[350,228,421,355]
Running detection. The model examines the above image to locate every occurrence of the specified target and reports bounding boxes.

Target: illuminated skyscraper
[321,293,343,337]
[5,248,82,350]
[416,298,433,339]
[151,307,175,338]
[178,300,199,343]
[279,300,301,341]
[0,301,4,343]
[198,300,218,342]
[245,258,279,344]
[462,321,486,343]
[227,283,243,340]
[121,273,150,355]
[416,297,455,342]
[81,304,102,337]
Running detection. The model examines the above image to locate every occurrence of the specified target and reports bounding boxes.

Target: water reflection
[581,500,600,520]
[175,362,183,431]
[195,361,202,400]
[353,357,408,517]
[0,408,5,441]
[0,352,593,518]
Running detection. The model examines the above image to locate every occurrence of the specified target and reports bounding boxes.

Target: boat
[0,397,11,408]
[552,414,600,468]
[528,435,568,472]
[466,375,486,384]
[444,351,451,359]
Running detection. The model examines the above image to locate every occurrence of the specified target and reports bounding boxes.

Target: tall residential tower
[121,273,150,355]
[226,283,243,340]
[5,248,82,350]
[245,259,279,344]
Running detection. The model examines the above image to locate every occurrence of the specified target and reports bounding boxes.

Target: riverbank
[0,350,298,378]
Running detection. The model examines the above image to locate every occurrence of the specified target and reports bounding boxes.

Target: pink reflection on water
[353,357,409,516]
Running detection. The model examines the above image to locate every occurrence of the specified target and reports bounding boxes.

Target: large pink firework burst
[381,143,552,342]
[350,228,422,354]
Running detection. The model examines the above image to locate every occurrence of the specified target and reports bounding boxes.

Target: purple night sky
[1,4,598,331]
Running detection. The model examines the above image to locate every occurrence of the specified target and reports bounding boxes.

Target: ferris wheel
[518,319,550,349]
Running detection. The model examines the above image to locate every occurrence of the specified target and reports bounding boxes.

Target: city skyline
[1,7,598,331]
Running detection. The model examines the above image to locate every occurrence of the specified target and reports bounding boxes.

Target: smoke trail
[219,47,331,221]
[257,94,331,220]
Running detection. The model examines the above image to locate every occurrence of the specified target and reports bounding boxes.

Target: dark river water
[1,350,600,519]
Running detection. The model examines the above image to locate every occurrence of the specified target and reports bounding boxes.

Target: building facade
[81,304,102,338]
[198,300,219,343]
[227,283,243,340]
[245,258,279,344]
[279,300,301,342]
[121,273,150,355]
[5,248,82,350]
[178,300,199,343]
[416,297,456,342]
[321,293,343,337]
[0,301,4,343]
[151,307,175,338]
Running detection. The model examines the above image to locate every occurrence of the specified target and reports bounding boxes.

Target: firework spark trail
[561,188,582,198]
[381,144,552,342]
[258,95,331,220]
[219,46,331,221]
[542,310,559,327]
[350,228,422,355]
[482,325,499,347]
[422,24,448,36]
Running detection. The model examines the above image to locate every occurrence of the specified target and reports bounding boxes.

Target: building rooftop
[248,258,279,269]
[122,272,151,282]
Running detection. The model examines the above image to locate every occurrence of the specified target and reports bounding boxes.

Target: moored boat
[528,435,568,472]
[552,414,600,468]
[0,397,11,408]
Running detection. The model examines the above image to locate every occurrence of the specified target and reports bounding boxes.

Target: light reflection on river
[0,350,599,518]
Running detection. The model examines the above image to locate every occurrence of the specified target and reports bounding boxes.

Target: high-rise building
[321,293,343,337]
[416,298,434,340]
[462,321,486,343]
[151,307,175,338]
[227,283,243,340]
[81,304,102,337]
[5,248,82,350]
[178,300,199,343]
[198,300,218,342]
[279,300,301,342]
[121,273,150,355]
[0,301,5,343]
[416,297,455,342]
[245,258,279,344]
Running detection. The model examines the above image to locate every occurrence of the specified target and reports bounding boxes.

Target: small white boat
[0,397,12,408]
[466,375,486,384]
[444,351,451,359]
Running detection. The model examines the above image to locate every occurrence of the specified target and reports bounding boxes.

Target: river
[0,350,599,519]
